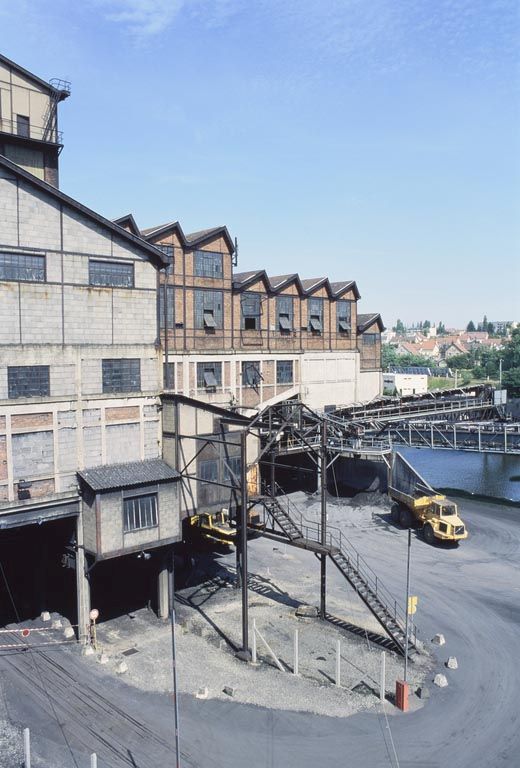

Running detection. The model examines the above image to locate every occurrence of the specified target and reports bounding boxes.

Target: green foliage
[466,320,476,332]
[393,319,405,333]
[437,321,446,335]
[502,368,520,397]
[447,353,473,370]
[503,328,520,370]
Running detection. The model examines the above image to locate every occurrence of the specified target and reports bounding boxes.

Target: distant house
[383,372,428,396]
[443,341,469,358]
[395,340,441,361]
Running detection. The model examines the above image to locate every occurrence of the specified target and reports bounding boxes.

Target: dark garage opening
[88,549,165,622]
[0,516,77,627]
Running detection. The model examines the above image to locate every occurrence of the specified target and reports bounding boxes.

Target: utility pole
[168,548,181,768]
[499,358,503,387]
[320,419,327,620]
[404,528,412,682]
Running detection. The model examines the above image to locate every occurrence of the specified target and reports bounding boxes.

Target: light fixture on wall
[137,550,151,561]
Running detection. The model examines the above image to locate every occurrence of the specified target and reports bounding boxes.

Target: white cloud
[94,0,186,36]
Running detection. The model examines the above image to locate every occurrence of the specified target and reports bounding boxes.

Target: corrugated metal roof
[78,459,179,492]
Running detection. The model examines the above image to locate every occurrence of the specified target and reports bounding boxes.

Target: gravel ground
[90,491,430,718]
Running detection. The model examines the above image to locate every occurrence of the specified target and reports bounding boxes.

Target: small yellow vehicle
[187,507,263,547]
[187,509,236,546]
[388,487,468,545]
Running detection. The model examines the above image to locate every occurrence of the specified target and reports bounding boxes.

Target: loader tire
[399,508,412,528]
[423,523,436,546]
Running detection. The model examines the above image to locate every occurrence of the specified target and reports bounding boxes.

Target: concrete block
[98,653,110,665]
[81,645,95,657]
[63,626,75,639]
[295,604,318,618]
[416,686,430,699]
[222,686,235,697]
[40,612,51,622]
[431,633,445,646]
[196,687,209,699]
[52,619,63,630]
[116,661,128,675]
[433,673,448,688]
[446,656,458,670]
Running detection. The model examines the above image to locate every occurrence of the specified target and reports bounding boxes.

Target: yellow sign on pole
[408,596,418,615]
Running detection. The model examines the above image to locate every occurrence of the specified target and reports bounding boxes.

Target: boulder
[63,626,75,640]
[433,673,448,688]
[431,634,445,646]
[295,604,318,618]
[81,645,95,657]
[40,611,51,622]
[222,686,235,697]
[98,653,110,665]
[416,686,430,699]
[446,656,458,670]
[196,687,209,700]
[51,619,63,630]
[116,661,128,675]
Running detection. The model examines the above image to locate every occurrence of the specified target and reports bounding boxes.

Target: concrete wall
[0,167,163,520]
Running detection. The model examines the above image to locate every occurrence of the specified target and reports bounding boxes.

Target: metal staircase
[42,79,71,143]
[253,492,415,656]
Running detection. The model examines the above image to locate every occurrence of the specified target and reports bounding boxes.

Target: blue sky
[1,0,519,327]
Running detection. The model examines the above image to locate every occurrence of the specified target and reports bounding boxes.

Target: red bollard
[395,680,409,712]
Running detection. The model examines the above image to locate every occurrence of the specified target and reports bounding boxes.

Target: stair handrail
[267,485,414,641]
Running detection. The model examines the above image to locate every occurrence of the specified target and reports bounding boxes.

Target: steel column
[320,419,327,620]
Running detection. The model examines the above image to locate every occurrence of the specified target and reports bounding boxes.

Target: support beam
[75,512,90,644]
[157,557,169,619]
[237,430,251,661]
[320,419,327,620]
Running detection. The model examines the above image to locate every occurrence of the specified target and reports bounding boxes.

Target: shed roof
[77,459,179,493]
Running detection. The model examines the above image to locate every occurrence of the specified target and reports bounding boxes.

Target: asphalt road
[1,496,519,768]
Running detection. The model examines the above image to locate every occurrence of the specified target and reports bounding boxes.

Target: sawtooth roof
[357,313,385,333]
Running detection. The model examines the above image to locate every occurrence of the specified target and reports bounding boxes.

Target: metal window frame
[337,300,352,333]
[240,292,261,330]
[197,361,222,389]
[0,252,46,283]
[242,361,262,387]
[276,360,294,385]
[363,333,379,346]
[7,365,50,399]
[123,492,158,532]
[102,358,141,393]
[159,285,175,329]
[194,250,223,278]
[89,259,135,288]
[194,289,223,329]
[276,296,294,331]
[308,297,323,332]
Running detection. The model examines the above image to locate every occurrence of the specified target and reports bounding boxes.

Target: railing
[388,421,520,455]
[278,433,391,455]
[265,486,415,645]
[0,117,63,144]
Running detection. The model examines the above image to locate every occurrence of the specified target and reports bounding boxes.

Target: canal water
[399,447,520,503]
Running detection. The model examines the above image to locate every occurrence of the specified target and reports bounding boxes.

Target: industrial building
[0,54,384,638]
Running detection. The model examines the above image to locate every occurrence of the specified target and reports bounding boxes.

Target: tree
[423,320,431,331]
[466,321,476,332]
[393,319,405,334]
[437,321,446,335]
[502,368,520,397]
[487,322,495,335]
[447,353,473,370]
[503,328,520,370]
